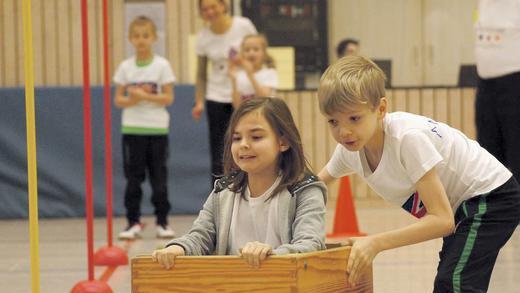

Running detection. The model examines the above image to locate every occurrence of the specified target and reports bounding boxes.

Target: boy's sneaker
[156,224,175,239]
[118,223,143,240]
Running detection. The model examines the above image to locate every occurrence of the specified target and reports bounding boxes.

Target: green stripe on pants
[452,196,487,293]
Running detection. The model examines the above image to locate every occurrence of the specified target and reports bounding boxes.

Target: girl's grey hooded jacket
[166,175,327,256]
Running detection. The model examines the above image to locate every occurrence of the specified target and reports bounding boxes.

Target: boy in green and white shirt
[113,16,176,240]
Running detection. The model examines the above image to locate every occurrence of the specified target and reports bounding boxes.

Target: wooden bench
[132,246,372,292]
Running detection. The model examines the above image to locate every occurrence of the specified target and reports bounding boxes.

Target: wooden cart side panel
[296,247,373,293]
[132,256,298,293]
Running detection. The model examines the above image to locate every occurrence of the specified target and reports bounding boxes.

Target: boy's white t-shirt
[113,55,176,134]
[228,176,282,255]
[326,112,512,217]
[196,16,257,103]
[235,67,278,101]
[475,0,520,78]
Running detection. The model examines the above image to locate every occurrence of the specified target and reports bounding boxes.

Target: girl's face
[231,111,289,179]
[129,24,156,54]
[241,37,266,69]
[200,0,226,23]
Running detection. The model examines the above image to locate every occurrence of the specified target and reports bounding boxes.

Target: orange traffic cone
[327,176,366,238]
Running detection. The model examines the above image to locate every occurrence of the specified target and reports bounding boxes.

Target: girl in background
[229,34,278,109]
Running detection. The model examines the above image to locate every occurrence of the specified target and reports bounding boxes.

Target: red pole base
[93,245,128,266]
[71,280,113,293]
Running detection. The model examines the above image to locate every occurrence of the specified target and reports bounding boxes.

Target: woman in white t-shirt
[229,34,279,109]
[192,0,257,185]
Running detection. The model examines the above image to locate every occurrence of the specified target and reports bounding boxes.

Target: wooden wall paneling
[420,88,434,118]
[87,0,99,85]
[285,91,301,133]
[326,139,340,202]
[107,1,115,85]
[190,3,205,83]
[190,0,198,31]
[447,88,462,130]
[165,0,181,81]
[385,89,393,113]
[0,1,4,86]
[191,0,203,33]
[107,0,113,79]
[325,112,337,198]
[3,0,17,86]
[313,96,329,172]
[0,3,3,87]
[434,88,448,123]
[57,0,71,86]
[392,89,407,112]
[326,116,336,159]
[43,0,58,85]
[111,0,125,84]
[70,0,83,86]
[30,0,43,86]
[16,0,24,85]
[179,1,192,83]
[300,92,316,169]
[461,88,476,139]
[407,89,421,115]
[325,128,340,201]
[325,97,337,169]
[95,0,105,86]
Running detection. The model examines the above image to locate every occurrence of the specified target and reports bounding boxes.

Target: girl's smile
[231,111,288,179]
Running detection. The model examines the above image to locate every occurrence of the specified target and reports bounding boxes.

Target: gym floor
[2,199,518,292]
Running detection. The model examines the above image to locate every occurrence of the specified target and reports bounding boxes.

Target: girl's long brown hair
[222,97,313,197]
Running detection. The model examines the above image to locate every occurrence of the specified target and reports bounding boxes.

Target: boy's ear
[279,137,290,152]
[377,97,388,118]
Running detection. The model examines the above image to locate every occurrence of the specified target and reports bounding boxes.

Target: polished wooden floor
[1,200,518,293]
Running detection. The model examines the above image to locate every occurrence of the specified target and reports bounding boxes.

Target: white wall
[329,0,479,86]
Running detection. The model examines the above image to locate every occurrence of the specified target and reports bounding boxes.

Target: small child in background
[152,97,326,269]
[317,55,520,292]
[229,34,278,109]
[113,16,176,240]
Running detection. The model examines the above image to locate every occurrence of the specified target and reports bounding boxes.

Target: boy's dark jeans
[433,177,520,292]
[123,134,170,226]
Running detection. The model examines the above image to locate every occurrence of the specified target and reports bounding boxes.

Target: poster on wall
[124,1,166,58]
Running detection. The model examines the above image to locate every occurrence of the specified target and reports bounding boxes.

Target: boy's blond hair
[318,55,386,115]
[129,16,157,37]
